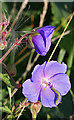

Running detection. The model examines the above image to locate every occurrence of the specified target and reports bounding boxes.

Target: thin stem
[2,62,19,88]
[10,49,15,64]
[16,105,26,120]
[32,114,37,120]
[48,12,74,62]
[54,14,71,32]
[3,88,18,105]
[39,0,48,27]
[15,46,27,59]
[16,98,28,120]
[10,0,28,30]
[1,21,9,33]
[0,44,15,64]
[0,33,29,63]
[8,3,16,22]
[51,30,70,42]
[15,51,31,65]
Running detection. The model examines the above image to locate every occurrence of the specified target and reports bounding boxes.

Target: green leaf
[59,28,74,54]
[51,2,74,54]
[0,106,12,114]
[0,89,8,100]
[66,45,74,103]
[51,2,72,20]
[7,86,11,106]
[67,45,74,76]
[0,89,2,101]
[0,73,13,88]
[2,2,9,19]
[70,89,74,103]
[57,48,66,64]
[7,114,15,119]
[12,106,15,113]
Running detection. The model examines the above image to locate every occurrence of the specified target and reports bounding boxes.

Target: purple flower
[27,26,55,56]
[22,61,71,108]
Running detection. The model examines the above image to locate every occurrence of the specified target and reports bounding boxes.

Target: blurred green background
[1,2,74,120]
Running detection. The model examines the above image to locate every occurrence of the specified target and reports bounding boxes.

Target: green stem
[32,113,37,120]
[10,50,15,64]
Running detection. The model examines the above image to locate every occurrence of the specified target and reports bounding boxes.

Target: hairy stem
[10,0,28,30]
[0,33,28,63]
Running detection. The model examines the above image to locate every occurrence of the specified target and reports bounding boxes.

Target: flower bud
[30,101,42,116]
[27,26,55,56]
[26,32,39,48]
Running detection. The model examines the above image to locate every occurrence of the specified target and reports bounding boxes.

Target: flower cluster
[22,26,71,108]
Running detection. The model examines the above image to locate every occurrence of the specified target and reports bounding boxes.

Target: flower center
[41,78,52,90]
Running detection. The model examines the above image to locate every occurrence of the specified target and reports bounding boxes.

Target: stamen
[43,83,47,91]
[48,82,53,88]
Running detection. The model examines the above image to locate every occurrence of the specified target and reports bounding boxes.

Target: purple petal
[50,73,71,95]
[32,34,49,56]
[32,62,47,83]
[44,61,67,78]
[37,26,55,38]
[39,30,46,47]
[45,32,53,52]
[33,41,47,56]
[41,86,58,108]
[32,26,54,56]
[22,79,41,103]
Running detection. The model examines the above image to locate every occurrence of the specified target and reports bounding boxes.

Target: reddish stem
[0,33,29,63]
[2,62,19,88]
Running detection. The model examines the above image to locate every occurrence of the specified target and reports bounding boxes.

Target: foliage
[0,2,74,120]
